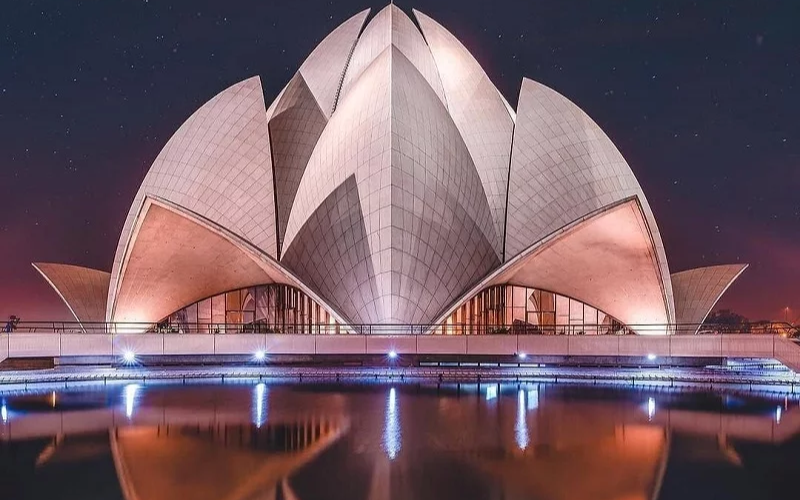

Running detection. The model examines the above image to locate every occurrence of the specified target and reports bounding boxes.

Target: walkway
[0,364,798,394]
[2,332,800,371]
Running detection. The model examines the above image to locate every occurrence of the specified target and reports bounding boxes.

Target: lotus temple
[31,5,749,339]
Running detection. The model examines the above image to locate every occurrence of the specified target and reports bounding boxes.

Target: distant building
[34,5,746,335]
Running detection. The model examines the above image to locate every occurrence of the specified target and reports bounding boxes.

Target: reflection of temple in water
[110,419,344,500]
[1,384,799,500]
[288,387,671,500]
[283,385,800,500]
[0,385,350,500]
[0,419,346,500]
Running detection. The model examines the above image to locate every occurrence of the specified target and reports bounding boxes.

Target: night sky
[1,0,798,322]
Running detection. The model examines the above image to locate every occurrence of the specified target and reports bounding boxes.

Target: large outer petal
[111,197,346,328]
[107,77,277,321]
[415,9,514,258]
[433,199,670,335]
[283,47,498,324]
[672,264,748,334]
[507,78,674,323]
[32,263,110,328]
[339,5,447,108]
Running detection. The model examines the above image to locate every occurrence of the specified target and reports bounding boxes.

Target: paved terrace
[1,330,800,372]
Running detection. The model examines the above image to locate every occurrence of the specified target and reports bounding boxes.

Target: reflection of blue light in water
[486,385,497,401]
[647,397,656,421]
[515,389,529,450]
[384,387,401,460]
[527,389,539,410]
[253,383,268,428]
[776,405,782,424]
[124,384,140,419]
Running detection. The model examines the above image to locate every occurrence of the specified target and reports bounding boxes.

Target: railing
[3,321,797,337]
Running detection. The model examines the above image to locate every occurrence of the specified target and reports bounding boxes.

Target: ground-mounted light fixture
[122,350,136,365]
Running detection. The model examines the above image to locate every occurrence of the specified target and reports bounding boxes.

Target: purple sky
[1,0,797,323]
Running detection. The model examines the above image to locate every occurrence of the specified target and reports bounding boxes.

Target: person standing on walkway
[4,315,19,333]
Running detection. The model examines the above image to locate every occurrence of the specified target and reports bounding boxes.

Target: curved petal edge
[299,8,371,117]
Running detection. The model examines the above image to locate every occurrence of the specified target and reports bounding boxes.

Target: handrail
[2,321,797,336]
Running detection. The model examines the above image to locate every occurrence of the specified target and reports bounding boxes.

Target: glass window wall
[160,283,627,335]
[161,284,339,334]
[439,285,628,335]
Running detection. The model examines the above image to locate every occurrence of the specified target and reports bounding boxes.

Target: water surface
[0,381,797,499]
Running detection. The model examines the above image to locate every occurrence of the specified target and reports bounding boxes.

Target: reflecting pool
[1,381,799,499]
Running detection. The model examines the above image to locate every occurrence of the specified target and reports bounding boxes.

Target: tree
[703,309,750,334]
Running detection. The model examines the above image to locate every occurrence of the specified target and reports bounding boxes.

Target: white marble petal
[32,263,110,329]
[299,8,371,117]
[339,5,447,109]
[415,9,514,258]
[107,77,278,322]
[507,77,675,322]
[672,264,748,334]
